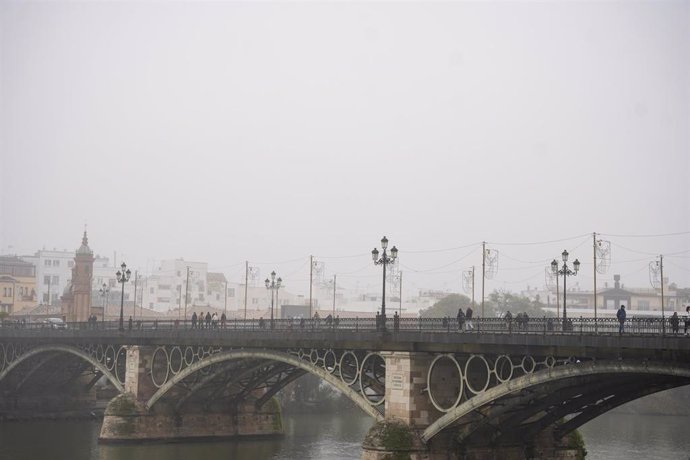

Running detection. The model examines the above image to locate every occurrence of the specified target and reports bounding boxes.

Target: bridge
[1,317,688,460]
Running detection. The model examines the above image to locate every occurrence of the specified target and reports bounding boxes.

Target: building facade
[21,249,75,307]
[0,256,37,314]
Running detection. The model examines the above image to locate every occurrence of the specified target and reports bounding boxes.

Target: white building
[21,249,75,306]
[140,259,208,312]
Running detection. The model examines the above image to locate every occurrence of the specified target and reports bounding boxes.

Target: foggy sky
[1,1,688,297]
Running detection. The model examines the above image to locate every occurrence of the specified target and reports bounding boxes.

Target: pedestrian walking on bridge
[465,307,474,331]
[617,305,626,335]
[456,308,465,332]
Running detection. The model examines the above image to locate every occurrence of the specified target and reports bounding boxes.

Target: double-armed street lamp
[551,250,580,328]
[99,283,109,323]
[372,236,398,332]
[265,271,282,330]
[116,262,132,332]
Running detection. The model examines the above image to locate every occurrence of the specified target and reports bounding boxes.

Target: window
[252,298,258,304]
[109,279,116,288]
[52,276,59,284]
[68,261,74,268]
[45,260,52,266]
[149,287,155,294]
[53,260,60,267]
[44,276,51,285]
[228,288,235,297]
[43,293,49,302]
[638,300,650,309]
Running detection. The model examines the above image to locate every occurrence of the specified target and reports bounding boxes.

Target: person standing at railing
[220,312,226,329]
[191,312,198,329]
[617,305,626,335]
[465,307,474,331]
[670,312,680,335]
[456,308,465,332]
[504,311,513,333]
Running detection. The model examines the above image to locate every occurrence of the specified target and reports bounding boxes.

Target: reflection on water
[579,413,690,460]
[0,411,687,460]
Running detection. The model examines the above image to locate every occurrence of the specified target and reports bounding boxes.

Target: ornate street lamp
[265,271,282,330]
[372,236,398,331]
[116,262,132,332]
[551,250,580,328]
[99,283,109,324]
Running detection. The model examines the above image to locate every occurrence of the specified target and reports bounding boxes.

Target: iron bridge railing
[0,316,684,336]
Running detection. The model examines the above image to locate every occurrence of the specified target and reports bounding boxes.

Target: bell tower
[62,231,94,322]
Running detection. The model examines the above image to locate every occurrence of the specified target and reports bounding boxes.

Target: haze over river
[0,411,687,460]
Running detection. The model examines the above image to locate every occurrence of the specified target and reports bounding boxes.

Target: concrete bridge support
[99,346,282,443]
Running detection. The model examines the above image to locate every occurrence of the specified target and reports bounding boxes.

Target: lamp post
[551,250,580,329]
[99,283,109,324]
[264,271,282,330]
[372,236,398,331]
[116,262,132,332]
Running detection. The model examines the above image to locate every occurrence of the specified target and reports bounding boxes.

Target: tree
[486,290,555,318]
[419,294,473,318]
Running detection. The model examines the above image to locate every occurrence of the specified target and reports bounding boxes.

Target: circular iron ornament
[5,343,15,364]
[494,355,514,383]
[104,346,116,371]
[195,347,204,359]
[115,347,127,384]
[184,347,195,366]
[0,343,5,371]
[297,348,305,360]
[169,347,183,375]
[324,350,337,373]
[545,356,556,368]
[96,345,104,364]
[150,347,170,388]
[309,349,319,365]
[427,354,464,412]
[359,353,386,406]
[339,351,359,386]
[464,355,491,395]
[521,355,536,373]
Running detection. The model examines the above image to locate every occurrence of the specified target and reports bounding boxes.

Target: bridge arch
[146,349,384,421]
[422,360,690,443]
[0,344,125,394]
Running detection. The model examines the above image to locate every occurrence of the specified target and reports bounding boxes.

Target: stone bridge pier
[99,345,283,443]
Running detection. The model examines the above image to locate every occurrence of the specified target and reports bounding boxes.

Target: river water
[0,411,687,460]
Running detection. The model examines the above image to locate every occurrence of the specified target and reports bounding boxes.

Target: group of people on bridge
[191,311,227,329]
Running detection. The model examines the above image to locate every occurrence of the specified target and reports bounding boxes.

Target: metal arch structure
[422,359,690,443]
[0,344,126,394]
[145,348,385,422]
